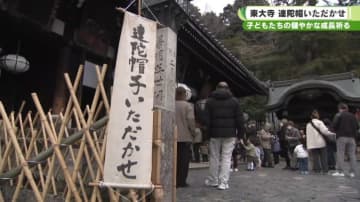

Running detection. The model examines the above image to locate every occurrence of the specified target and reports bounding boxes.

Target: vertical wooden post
[152,110,163,202]
[138,0,142,16]
[152,27,177,202]
[172,126,177,202]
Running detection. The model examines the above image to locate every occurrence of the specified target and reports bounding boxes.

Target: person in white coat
[306,110,335,174]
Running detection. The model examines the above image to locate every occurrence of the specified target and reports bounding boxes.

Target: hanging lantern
[0,54,30,73]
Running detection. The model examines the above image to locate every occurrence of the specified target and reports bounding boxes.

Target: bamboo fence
[0,64,162,202]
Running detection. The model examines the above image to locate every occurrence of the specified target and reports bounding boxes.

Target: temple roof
[144,0,268,97]
[178,17,268,96]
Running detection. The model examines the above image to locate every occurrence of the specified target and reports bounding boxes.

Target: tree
[201,12,226,37]
[190,0,360,120]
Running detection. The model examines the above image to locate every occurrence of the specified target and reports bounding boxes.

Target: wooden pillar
[143,2,188,201]
[52,46,72,114]
[153,27,177,202]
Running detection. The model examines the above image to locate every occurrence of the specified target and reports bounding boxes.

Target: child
[293,138,309,175]
[255,146,262,169]
[240,138,258,171]
[231,142,241,172]
[272,134,281,165]
[199,141,209,162]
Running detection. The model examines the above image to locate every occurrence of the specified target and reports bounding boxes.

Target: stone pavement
[177,162,360,202]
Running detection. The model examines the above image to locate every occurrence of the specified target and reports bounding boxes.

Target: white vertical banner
[103,12,156,188]
[154,27,177,112]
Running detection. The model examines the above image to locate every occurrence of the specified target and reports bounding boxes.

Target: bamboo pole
[9,112,18,175]
[0,127,13,173]
[64,73,104,173]
[92,131,101,154]
[32,130,46,191]
[0,102,44,202]
[21,110,31,130]
[172,126,177,202]
[152,110,163,202]
[48,112,80,197]
[60,113,89,202]
[31,93,82,202]
[141,190,146,202]
[10,112,15,128]
[5,112,14,186]
[128,189,138,201]
[40,118,58,196]
[41,65,83,198]
[64,66,107,201]
[0,191,4,202]
[93,101,104,121]
[12,113,43,201]
[17,114,28,153]
[90,126,114,202]
[95,65,110,113]
[138,0,142,16]
[68,108,101,202]
[48,113,58,142]
[64,64,113,202]
[71,109,102,202]
[14,101,26,124]
[88,66,118,202]
[27,113,46,191]
[0,116,109,179]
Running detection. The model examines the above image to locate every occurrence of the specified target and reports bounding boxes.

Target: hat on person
[216,81,229,89]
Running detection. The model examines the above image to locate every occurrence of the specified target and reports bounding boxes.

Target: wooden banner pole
[152,110,163,202]
[138,0,142,16]
[172,126,177,202]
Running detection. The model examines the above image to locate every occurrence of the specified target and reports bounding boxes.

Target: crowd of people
[175,81,360,190]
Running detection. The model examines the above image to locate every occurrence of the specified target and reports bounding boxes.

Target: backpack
[272,135,281,152]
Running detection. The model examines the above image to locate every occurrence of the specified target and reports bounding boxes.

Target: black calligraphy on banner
[117,160,138,179]
[117,23,149,180]
[129,24,149,75]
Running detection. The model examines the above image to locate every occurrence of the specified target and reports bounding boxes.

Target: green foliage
[239,96,267,121]
[191,0,360,121]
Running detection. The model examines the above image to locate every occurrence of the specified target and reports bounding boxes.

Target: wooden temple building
[0,0,267,114]
[0,0,267,201]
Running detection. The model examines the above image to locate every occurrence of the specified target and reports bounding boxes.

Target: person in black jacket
[203,81,245,190]
[332,103,359,178]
